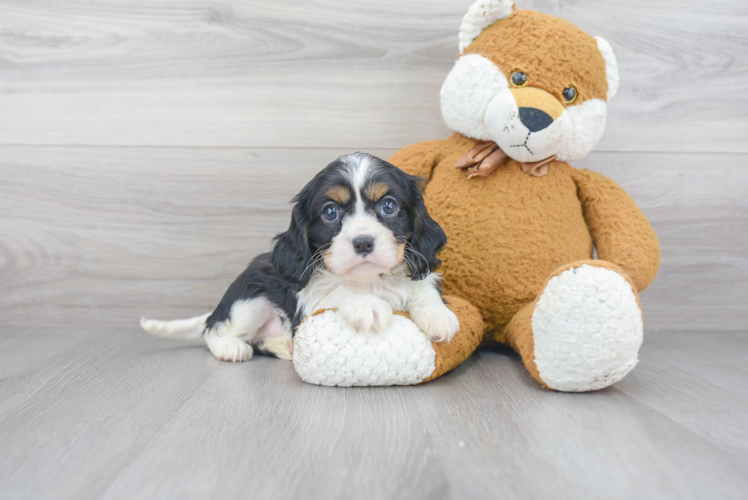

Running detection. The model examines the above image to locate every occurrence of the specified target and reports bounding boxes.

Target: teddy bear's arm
[571,168,661,292]
[388,140,443,181]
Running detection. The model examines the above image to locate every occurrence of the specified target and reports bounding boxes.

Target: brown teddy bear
[294,0,660,391]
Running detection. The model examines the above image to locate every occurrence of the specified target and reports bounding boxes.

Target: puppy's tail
[140,313,211,340]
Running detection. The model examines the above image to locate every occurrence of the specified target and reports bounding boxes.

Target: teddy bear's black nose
[519,107,554,133]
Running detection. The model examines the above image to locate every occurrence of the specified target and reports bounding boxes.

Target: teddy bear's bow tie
[455,141,556,179]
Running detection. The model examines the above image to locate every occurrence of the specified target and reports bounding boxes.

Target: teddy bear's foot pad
[532,264,643,392]
[293,311,436,386]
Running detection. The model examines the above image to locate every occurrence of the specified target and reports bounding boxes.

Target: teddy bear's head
[441,0,618,163]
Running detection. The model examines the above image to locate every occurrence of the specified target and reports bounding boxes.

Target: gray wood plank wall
[1,0,747,331]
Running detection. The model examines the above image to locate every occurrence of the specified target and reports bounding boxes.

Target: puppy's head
[272,153,446,289]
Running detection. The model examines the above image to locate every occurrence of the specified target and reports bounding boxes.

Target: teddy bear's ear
[595,36,619,100]
[458,0,515,54]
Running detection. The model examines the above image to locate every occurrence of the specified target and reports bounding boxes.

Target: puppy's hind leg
[253,310,294,361]
[204,297,276,363]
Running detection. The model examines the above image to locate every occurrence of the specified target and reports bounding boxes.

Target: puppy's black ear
[406,176,447,281]
[272,188,314,291]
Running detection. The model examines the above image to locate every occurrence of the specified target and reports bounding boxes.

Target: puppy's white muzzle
[326,214,402,278]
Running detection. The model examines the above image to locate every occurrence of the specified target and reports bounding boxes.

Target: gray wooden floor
[1,0,748,498]
[1,328,747,499]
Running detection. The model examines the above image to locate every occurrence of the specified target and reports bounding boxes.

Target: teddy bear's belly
[425,159,593,335]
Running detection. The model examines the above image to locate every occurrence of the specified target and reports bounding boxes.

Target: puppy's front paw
[338,295,393,333]
[410,303,460,343]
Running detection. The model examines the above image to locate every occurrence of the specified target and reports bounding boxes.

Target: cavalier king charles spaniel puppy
[141,152,459,362]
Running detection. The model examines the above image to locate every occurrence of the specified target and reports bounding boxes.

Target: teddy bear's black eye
[563,86,578,104]
[511,71,528,87]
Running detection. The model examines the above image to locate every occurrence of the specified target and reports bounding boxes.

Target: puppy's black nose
[352,236,375,255]
[519,107,554,133]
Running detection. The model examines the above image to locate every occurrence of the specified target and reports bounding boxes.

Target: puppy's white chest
[298,272,411,317]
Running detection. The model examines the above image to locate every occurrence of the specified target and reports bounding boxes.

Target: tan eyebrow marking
[365,182,389,202]
[326,185,351,204]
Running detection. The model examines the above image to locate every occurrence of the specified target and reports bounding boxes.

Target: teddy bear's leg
[502,260,644,392]
[421,295,484,383]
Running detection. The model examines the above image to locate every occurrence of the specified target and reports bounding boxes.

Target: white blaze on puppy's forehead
[458,0,515,53]
[341,152,373,216]
[353,159,370,216]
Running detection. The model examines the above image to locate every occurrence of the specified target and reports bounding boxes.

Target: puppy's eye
[380,199,398,216]
[563,86,577,104]
[511,71,528,87]
[322,205,339,222]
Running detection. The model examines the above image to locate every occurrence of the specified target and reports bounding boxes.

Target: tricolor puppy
[141,153,459,362]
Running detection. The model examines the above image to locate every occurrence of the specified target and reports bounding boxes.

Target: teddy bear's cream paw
[338,295,393,333]
[294,310,437,386]
[205,331,253,362]
[409,303,460,343]
[532,264,643,392]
